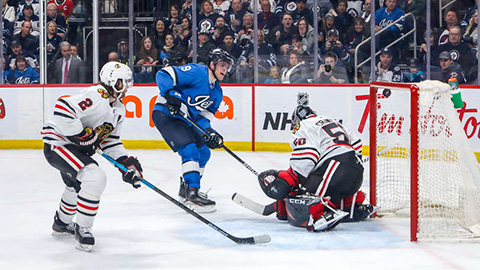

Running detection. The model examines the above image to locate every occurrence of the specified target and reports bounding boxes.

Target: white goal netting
[373,80,480,239]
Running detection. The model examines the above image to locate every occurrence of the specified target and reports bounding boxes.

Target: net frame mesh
[371,81,480,240]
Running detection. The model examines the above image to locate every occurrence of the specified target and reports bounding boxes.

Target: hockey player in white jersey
[257,105,374,232]
[41,62,143,252]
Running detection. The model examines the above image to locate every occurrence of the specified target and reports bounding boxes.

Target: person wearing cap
[438,51,467,84]
[17,0,41,17]
[266,12,298,55]
[434,26,476,82]
[14,4,40,36]
[371,47,403,82]
[320,13,336,46]
[404,58,426,82]
[219,31,242,60]
[320,28,351,69]
[258,0,280,36]
[117,39,132,65]
[187,28,216,65]
[7,38,39,71]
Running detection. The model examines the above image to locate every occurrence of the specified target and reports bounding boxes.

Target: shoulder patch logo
[97,88,109,99]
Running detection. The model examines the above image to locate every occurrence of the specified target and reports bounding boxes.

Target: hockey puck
[382,89,391,97]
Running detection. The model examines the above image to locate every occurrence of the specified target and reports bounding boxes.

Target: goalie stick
[98,150,271,245]
[232,193,276,216]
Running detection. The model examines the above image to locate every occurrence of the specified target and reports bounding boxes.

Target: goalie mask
[291,105,317,129]
[99,61,133,96]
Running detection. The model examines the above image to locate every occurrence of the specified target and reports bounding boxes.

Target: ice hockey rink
[1,149,480,270]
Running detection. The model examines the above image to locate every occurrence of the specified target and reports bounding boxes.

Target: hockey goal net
[369,80,480,241]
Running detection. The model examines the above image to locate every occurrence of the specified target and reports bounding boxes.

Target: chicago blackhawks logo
[97,88,109,99]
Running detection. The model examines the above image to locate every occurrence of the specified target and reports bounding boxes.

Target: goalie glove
[116,156,143,189]
[201,128,224,149]
[164,90,187,116]
[257,168,298,200]
[67,127,100,156]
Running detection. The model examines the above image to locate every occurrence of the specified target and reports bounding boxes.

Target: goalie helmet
[291,105,317,128]
[209,48,235,72]
[99,61,133,94]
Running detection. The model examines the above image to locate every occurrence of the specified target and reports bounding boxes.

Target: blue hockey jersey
[7,66,39,84]
[154,64,223,131]
[375,7,405,33]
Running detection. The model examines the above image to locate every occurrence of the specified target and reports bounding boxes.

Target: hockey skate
[74,225,95,252]
[342,204,377,222]
[178,178,216,213]
[307,209,348,232]
[51,211,76,236]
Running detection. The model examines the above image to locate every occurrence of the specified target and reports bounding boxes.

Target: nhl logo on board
[297,92,309,105]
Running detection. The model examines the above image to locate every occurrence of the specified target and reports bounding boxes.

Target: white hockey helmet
[99,61,133,94]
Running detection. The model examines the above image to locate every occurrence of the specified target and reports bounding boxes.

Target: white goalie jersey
[41,85,128,159]
[289,116,362,178]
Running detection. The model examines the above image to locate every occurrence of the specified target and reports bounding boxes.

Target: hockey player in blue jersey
[152,48,234,212]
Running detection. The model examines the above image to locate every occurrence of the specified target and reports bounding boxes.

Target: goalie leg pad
[285,196,325,227]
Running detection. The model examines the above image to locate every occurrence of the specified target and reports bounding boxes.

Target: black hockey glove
[116,156,143,189]
[164,90,185,116]
[67,127,100,156]
[201,128,224,149]
[258,169,293,200]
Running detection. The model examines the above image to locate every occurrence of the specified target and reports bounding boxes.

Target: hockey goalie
[257,105,375,232]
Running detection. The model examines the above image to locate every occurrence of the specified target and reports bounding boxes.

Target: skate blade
[75,242,93,252]
[183,200,217,213]
[314,211,349,231]
[51,230,74,237]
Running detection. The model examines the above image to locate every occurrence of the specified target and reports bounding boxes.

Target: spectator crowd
[1,0,479,85]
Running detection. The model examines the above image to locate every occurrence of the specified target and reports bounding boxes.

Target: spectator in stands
[2,1,16,23]
[290,34,311,57]
[7,39,39,71]
[314,52,348,83]
[375,0,405,57]
[14,4,40,36]
[187,29,216,65]
[159,33,179,67]
[7,55,39,84]
[219,31,242,60]
[403,58,426,82]
[435,26,476,82]
[108,51,119,62]
[236,12,254,44]
[225,0,247,33]
[439,50,467,84]
[135,36,158,83]
[464,10,478,53]
[292,0,314,26]
[12,21,39,54]
[117,39,131,65]
[401,0,426,46]
[438,9,460,45]
[297,17,314,51]
[46,2,68,38]
[258,0,280,36]
[212,0,230,16]
[70,44,81,60]
[264,65,280,83]
[251,0,275,14]
[150,19,169,51]
[319,13,337,47]
[345,17,370,63]
[320,28,351,69]
[17,0,40,17]
[46,20,63,64]
[331,0,353,40]
[47,0,74,18]
[360,0,372,23]
[164,4,181,32]
[267,12,298,54]
[371,47,403,82]
[2,57,10,84]
[175,16,192,53]
[211,15,232,46]
[309,0,333,20]
[180,0,192,20]
[197,0,218,33]
[51,41,85,84]
[419,30,437,67]
[2,17,14,55]
[280,51,308,83]
[239,30,277,70]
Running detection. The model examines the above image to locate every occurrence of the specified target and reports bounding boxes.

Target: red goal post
[369,81,480,242]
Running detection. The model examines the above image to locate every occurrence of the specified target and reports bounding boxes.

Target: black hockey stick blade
[233,234,271,245]
[232,193,276,216]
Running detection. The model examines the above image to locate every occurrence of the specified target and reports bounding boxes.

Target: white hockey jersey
[290,116,362,178]
[41,85,128,160]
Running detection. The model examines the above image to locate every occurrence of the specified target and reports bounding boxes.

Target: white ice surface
[1,149,480,270]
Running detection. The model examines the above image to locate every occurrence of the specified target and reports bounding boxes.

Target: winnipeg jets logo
[187,95,213,111]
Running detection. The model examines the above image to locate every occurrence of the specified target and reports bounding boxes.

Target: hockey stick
[180,113,259,176]
[232,193,276,216]
[98,150,271,245]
